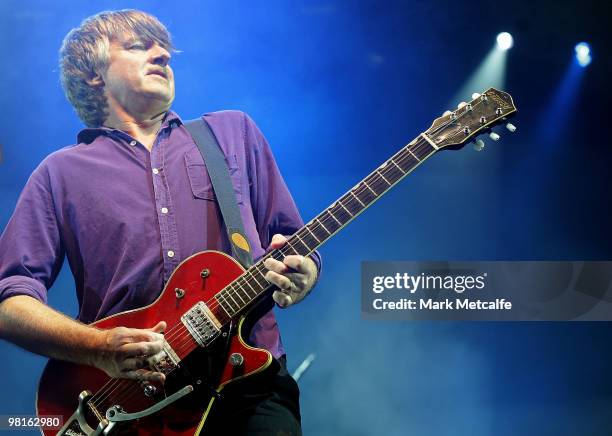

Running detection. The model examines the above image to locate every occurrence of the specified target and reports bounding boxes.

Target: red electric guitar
[36,89,517,435]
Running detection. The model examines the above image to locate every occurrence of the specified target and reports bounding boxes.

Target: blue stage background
[1,1,611,435]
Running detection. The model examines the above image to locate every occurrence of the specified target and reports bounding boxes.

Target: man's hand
[264,234,318,308]
[92,321,167,383]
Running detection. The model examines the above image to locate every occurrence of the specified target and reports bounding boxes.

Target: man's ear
[86,73,104,87]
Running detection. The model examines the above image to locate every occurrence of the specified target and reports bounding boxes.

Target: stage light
[496,32,513,51]
[575,42,592,67]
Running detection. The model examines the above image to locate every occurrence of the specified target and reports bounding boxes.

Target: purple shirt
[0,110,320,358]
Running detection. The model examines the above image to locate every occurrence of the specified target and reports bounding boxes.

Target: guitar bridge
[181,302,221,347]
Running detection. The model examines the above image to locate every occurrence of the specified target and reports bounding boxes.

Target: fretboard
[214,134,438,318]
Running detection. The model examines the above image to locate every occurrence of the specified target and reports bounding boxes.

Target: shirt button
[129,140,137,146]
[161,207,168,214]
[167,250,175,258]
[152,168,159,175]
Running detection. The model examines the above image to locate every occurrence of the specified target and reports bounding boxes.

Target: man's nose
[150,45,171,67]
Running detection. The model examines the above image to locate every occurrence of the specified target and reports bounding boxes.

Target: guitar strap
[184,117,254,269]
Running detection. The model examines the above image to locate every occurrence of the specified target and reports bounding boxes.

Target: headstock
[424,88,517,151]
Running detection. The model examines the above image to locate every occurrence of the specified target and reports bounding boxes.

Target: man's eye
[129,44,145,50]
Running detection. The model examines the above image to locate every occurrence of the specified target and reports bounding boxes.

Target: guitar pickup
[181,302,221,347]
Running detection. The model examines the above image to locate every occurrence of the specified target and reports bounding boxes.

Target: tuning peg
[489,132,500,141]
[506,123,516,133]
[473,139,485,151]
[457,101,467,109]
[471,92,481,100]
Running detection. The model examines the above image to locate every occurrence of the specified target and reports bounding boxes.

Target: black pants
[202,356,302,436]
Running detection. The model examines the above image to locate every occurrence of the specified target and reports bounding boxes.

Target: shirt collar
[76,110,183,144]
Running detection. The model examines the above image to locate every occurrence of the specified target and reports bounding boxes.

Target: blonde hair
[59,10,174,127]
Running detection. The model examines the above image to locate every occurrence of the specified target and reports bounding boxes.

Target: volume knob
[229,353,244,367]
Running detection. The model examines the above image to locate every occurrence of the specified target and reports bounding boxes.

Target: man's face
[100,34,175,118]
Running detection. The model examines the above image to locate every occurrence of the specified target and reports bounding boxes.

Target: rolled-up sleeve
[0,161,65,305]
[243,113,322,277]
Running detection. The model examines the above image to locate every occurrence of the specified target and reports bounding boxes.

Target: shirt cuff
[0,275,48,305]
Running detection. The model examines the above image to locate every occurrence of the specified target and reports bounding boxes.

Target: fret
[329,203,352,226]
[413,140,437,161]
[420,132,439,150]
[216,296,233,317]
[396,152,419,173]
[375,169,392,186]
[407,148,421,162]
[305,226,322,244]
[337,200,353,217]
[362,180,378,196]
[326,209,343,226]
[315,217,331,235]
[224,290,241,310]
[382,163,405,185]
[240,276,258,297]
[311,224,329,241]
[349,191,365,207]
[297,229,318,252]
[390,158,406,173]
[284,241,301,256]
[294,232,313,252]
[217,292,238,315]
[232,284,248,305]
[247,268,267,289]
[250,263,271,295]
[354,183,377,204]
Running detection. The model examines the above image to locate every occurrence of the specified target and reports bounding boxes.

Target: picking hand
[92,321,167,382]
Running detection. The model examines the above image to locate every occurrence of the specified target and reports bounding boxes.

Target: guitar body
[36,250,275,436]
[34,88,518,435]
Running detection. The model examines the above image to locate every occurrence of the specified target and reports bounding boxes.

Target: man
[0,9,320,435]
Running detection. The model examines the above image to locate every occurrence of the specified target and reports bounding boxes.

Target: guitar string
[89,100,491,412]
[90,102,484,410]
[136,133,444,360]
[88,140,428,411]
[167,97,496,355]
[148,134,437,359]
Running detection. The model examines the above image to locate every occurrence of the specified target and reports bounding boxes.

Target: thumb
[148,321,167,335]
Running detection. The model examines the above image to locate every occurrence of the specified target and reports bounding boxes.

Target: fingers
[272,290,293,308]
[122,368,166,383]
[264,256,307,274]
[265,270,296,292]
[109,327,164,346]
[120,340,164,357]
[268,234,288,250]
[122,355,150,370]
[146,321,166,334]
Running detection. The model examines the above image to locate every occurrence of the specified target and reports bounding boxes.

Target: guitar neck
[215,134,439,318]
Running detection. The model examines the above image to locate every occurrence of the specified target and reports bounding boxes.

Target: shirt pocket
[184,147,243,204]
